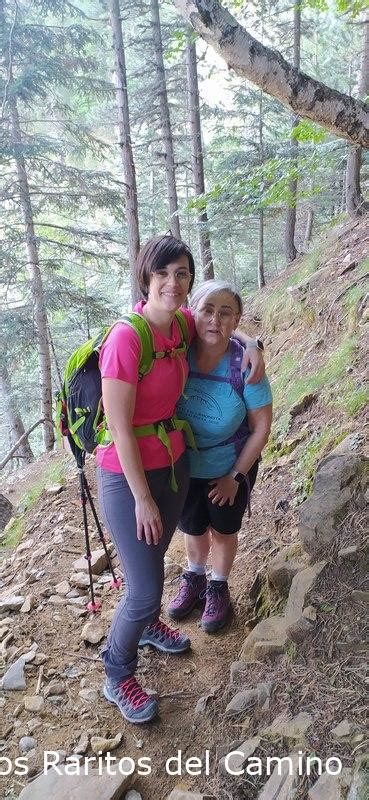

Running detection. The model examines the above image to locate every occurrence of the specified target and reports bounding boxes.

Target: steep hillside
[0,215,368,800]
[244,214,368,503]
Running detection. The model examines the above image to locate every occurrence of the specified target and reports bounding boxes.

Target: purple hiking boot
[201,580,231,633]
[166,571,207,620]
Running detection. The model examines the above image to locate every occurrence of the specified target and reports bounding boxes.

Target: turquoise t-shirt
[177,343,272,478]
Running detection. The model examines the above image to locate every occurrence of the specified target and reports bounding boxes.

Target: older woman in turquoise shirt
[167,280,272,633]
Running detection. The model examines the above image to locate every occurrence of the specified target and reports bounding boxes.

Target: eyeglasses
[197,306,235,322]
[152,268,192,283]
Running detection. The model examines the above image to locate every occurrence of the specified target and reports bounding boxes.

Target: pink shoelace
[118,676,150,710]
[147,619,181,642]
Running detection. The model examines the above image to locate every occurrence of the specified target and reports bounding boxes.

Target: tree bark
[346,16,369,216]
[0,364,34,464]
[149,145,156,236]
[9,101,55,451]
[228,235,237,288]
[258,209,265,289]
[186,34,214,278]
[304,204,314,248]
[258,90,265,288]
[150,0,181,238]
[108,0,141,302]
[284,4,300,263]
[173,0,369,147]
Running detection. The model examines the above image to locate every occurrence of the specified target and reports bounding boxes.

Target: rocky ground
[1,436,367,800]
[1,215,368,800]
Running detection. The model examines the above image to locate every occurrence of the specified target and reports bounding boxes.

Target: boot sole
[103,684,158,724]
[138,638,191,654]
[201,605,232,634]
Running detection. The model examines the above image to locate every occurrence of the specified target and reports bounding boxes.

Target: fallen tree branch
[0,418,54,470]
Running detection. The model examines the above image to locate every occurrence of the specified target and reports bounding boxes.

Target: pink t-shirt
[95,302,195,473]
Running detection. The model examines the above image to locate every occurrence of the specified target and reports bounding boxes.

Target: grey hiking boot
[103,675,158,724]
[138,618,190,653]
[166,571,207,620]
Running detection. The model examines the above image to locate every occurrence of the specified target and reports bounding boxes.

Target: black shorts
[178,460,259,536]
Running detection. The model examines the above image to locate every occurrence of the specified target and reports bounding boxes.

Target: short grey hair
[190,279,243,315]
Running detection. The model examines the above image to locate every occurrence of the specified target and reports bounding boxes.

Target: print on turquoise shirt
[177,344,272,479]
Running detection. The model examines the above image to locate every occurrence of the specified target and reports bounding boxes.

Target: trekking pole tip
[111,578,123,589]
[87,600,102,613]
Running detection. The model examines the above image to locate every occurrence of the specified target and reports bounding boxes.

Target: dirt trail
[1,452,284,799]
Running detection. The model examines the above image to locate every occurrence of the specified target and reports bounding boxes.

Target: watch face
[234,472,245,483]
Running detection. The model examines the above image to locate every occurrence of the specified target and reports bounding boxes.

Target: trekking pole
[78,467,102,613]
[82,473,122,590]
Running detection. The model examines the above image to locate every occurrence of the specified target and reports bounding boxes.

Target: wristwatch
[230,469,246,484]
[247,338,264,351]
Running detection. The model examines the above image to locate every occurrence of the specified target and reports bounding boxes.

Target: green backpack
[56,310,194,489]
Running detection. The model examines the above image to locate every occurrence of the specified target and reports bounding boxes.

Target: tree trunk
[186,34,214,278]
[9,101,55,451]
[150,0,181,238]
[304,205,314,248]
[108,0,141,302]
[149,146,156,236]
[258,209,265,289]
[257,90,266,288]
[284,5,300,264]
[228,235,237,288]
[346,15,369,216]
[173,0,369,147]
[0,364,34,464]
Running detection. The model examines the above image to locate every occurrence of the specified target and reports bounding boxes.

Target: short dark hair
[136,235,195,299]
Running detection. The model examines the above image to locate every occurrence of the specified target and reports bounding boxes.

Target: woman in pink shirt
[96,235,264,725]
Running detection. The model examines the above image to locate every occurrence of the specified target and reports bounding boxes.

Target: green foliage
[286,642,298,662]
[330,379,369,417]
[0,0,366,463]
[304,0,365,16]
[1,459,69,552]
[165,28,197,60]
[271,335,359,412]
[17,460,69,514]
[0,516,24,552]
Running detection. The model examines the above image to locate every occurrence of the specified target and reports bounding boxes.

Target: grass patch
[330,378,369,417]
[343,283,367,314]
[17,460,68,514]
[1,459,69,553]
[283,244,325,288]
[1,516,24,552]
[286,642,298,662]
[271,335,358,412]
[263,412,292,463]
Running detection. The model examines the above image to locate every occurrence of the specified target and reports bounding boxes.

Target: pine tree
[346,13,369,216]
[150,0,181,237]
[186,33,214,277]
[284,3,301,263]
[108,0,141,301]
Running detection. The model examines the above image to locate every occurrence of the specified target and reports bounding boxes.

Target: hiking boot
[138,618,191,653]
[166,571,207,620]
[103,676,158,724]
[201,580,231,633]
